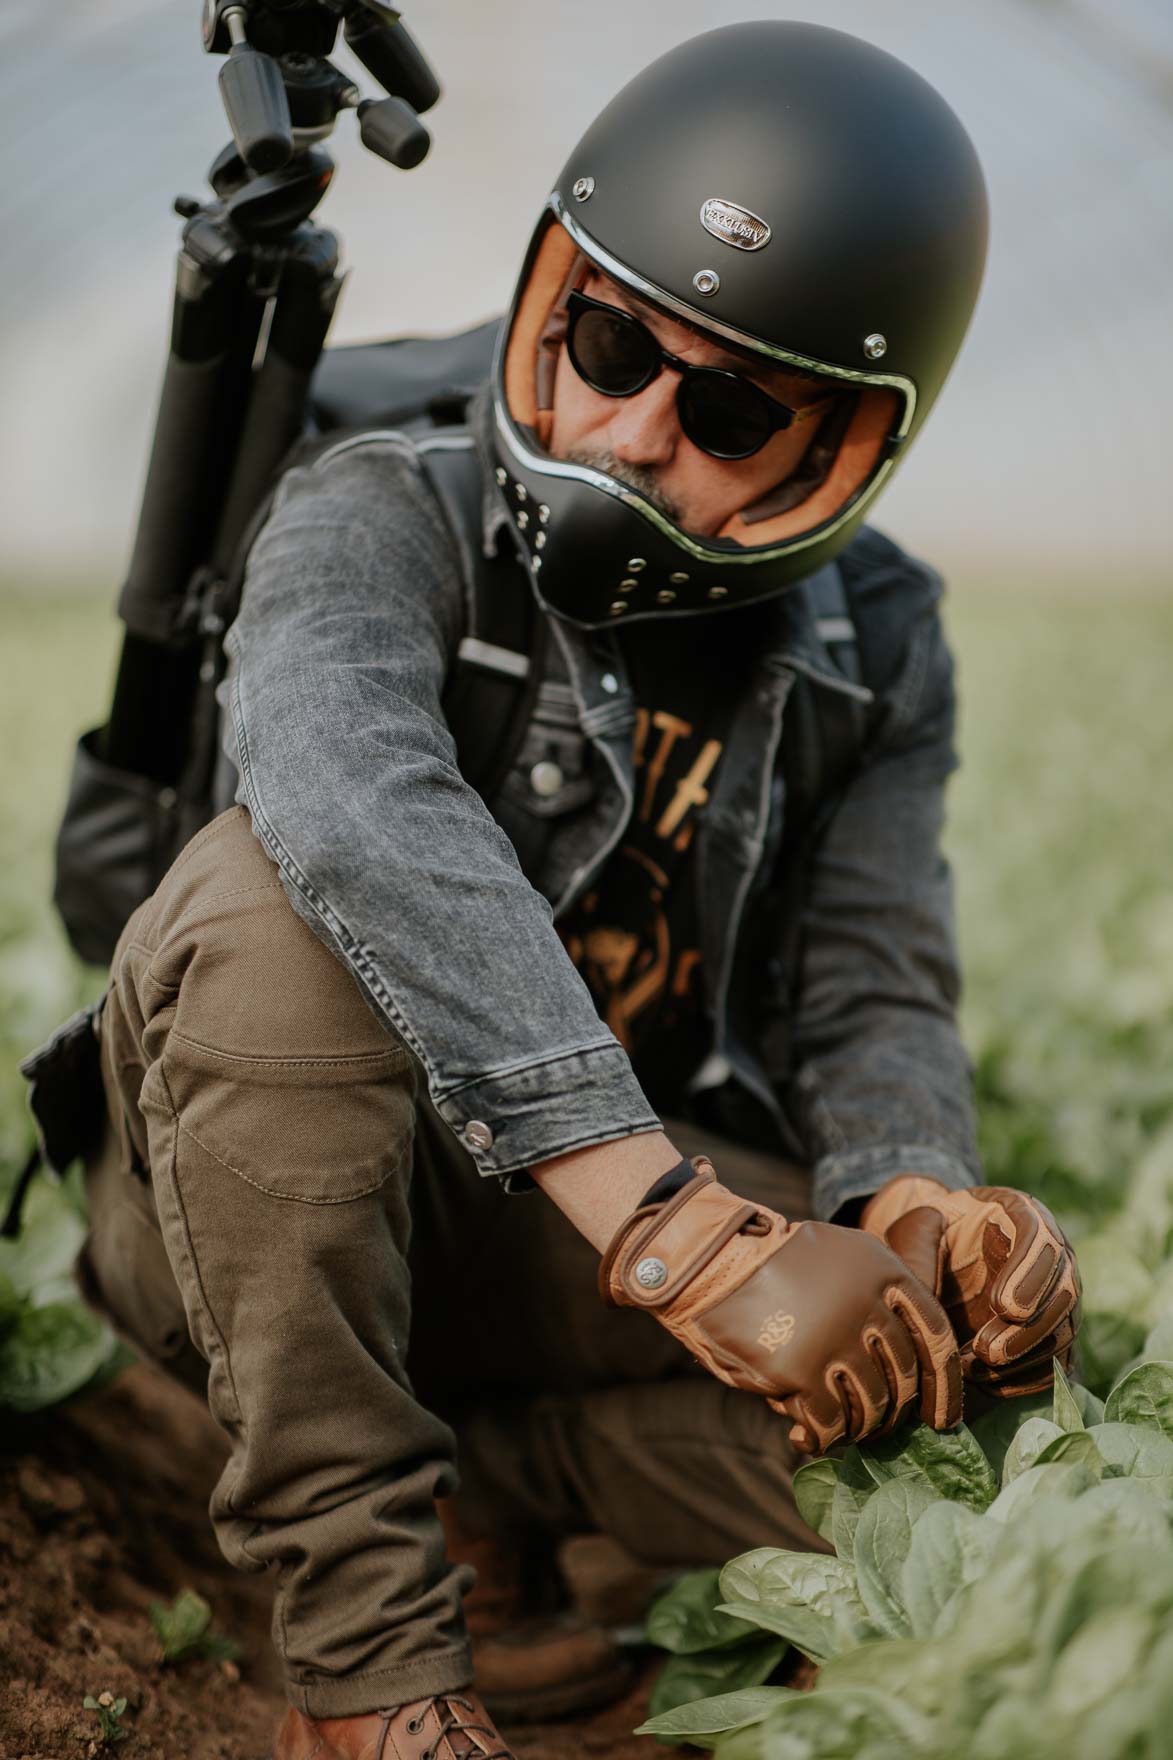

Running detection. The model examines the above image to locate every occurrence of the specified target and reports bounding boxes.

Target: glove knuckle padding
[869,1178,1081,1393]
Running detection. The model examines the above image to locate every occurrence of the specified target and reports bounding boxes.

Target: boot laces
[401,1693,513,1760]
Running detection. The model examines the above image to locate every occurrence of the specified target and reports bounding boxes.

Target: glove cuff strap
[598,1157,765,1311]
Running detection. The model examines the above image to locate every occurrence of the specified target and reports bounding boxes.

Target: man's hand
[861,1178,1081,1397]
[599,1159,962,1455]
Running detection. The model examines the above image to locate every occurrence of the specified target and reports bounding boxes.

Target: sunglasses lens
[678,371,776,460]
[570,305,657,395]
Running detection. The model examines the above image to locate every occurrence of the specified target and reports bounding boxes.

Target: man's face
[548,269,829,538]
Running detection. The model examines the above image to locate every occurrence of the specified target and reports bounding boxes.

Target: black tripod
[105,0,441,799]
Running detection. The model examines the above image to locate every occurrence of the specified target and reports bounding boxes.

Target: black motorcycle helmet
[491,21,988,628]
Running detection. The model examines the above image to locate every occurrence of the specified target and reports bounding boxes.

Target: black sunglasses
[564,289,835,461]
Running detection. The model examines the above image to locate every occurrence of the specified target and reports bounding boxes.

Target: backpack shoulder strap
[804,560,862,688]
[414,430,547,801]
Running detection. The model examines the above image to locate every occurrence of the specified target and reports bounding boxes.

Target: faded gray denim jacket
[221,388,980,1217]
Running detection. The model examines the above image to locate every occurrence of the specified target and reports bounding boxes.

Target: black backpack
[53,317,547,969]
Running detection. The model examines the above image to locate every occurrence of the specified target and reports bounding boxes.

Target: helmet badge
[700,198,771,252]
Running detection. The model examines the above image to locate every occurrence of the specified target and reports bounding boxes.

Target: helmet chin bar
[492,207,914,629]
[492,399,901,629]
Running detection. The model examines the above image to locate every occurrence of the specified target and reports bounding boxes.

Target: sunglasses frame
[564,289,835,461]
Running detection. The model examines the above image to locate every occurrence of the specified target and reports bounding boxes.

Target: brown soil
[0,1363,662,1760]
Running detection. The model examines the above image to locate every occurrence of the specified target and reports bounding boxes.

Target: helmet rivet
[669,571,689,584]
[572,176,595,202]
[627,558,646,572]
[619,578,638,592]
[693,269,721,297]
[657,589,676,605]
[516,510,529,530]
[532,556,542,572]
[609,600,629,615]
[535,532,546,550]
[708,585,728,600]
[863,332,888,360]
[538,505,550,524]
[516,484,527,502]
[494,467,507,486]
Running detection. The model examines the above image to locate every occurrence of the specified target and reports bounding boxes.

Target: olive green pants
[79,807,818,1719]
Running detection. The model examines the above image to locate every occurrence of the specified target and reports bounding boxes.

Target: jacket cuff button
[464,1120,494,1151]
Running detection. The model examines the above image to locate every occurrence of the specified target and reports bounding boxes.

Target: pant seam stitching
[173,1113,401,1204]
[169,1028,409,1071]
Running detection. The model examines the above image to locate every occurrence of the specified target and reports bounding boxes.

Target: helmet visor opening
[501,213,906,552]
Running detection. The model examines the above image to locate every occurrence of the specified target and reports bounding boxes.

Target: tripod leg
[178,225,345,814]
[106,230,265,779]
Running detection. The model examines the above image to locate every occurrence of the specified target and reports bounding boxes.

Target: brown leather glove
[599,1158,962,1455]
[861,1178,1081,1397]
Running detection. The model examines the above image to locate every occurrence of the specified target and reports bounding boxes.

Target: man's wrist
[529,1129,682,1253]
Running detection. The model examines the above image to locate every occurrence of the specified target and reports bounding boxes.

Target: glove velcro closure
[599,1159,775,1311]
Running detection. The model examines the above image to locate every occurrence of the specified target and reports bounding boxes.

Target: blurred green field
[3,577,1173,1230]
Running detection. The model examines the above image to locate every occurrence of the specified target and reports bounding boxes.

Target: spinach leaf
[1086,1422,1173,1497]
[646,1641,789,1729]
[0,1175,87,1303]
[1033,1429,1106,1476]
[900,1501,1001,1638]
[987,1459,1100,1524]
[1103,1361,1173,1438]
[638,1684,795,1746]
[1001,1416,1065,1483]
[718,1551,870,1662]
[1077,1478,1173,1546]
[859,1421,996,1511]
[852,1479,940,1639]
[0,1299,111,1412]
[647,1570,761,1654]
[1142,1314,1173,1362]
[791,1459,838,1545]
[969,1392,1052,1482]
[749,1686,926,1760]
[1052,1360,1087,1431]
[1079,1310,1148,1398]
[823,1447,875,1562]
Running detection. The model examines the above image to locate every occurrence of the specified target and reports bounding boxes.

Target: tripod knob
[358,97,430,170]
[220,43,294,173]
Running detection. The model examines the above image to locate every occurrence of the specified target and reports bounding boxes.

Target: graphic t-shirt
[557,613,753,1110]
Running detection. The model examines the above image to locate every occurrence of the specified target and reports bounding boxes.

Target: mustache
[562,447,683,525]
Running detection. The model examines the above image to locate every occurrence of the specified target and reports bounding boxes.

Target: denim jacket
[221,387,980,1217]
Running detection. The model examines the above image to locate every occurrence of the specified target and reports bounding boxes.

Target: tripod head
[203,0,439,175]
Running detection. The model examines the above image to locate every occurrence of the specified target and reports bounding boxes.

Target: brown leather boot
[438,1501,632,1722]
[272,1691,513,1760]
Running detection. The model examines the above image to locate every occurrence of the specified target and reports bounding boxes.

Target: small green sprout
[148,1588,241,1665]
[83,1691,130,1745]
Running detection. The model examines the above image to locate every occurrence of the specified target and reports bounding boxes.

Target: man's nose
[606,370,680,467]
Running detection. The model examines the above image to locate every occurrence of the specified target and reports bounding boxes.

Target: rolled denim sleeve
[785,593,981,1221]
[222,435,658,1182]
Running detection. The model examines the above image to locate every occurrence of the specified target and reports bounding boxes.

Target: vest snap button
[529,760,564,797]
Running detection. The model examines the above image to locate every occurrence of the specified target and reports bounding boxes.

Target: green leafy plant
[0,1172,122,1413]
[641,1358,1173,1759]
[148,1589,241,1665]
[83,1691,130,1746]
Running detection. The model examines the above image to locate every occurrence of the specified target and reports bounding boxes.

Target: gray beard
[563,447,683,526]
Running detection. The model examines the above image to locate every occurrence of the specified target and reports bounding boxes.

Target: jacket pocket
[490,679,597,878]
